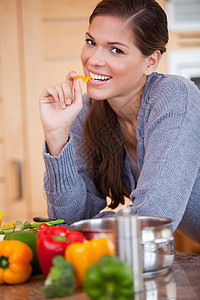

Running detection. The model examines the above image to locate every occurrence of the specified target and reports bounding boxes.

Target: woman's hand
[39,71,82,156]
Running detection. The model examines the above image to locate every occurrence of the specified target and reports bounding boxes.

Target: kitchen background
[0,0,200,253]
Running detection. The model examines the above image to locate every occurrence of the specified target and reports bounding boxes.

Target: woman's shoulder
[146,72,196,93]
[146,72,199,97]
[143,72,200,111]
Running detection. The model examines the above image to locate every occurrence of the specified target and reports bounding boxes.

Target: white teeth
[90,72,111,81]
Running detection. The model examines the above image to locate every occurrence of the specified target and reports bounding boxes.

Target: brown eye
[111,47,124,54]
[86,39,96,46]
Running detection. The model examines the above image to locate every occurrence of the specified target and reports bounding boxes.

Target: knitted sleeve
[43,95,107,225]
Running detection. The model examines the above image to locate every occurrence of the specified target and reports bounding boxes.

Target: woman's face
[81,15,150,102]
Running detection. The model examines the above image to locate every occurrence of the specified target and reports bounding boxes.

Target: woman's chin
[87,87,110,101]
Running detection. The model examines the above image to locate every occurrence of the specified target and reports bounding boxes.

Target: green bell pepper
[84,255,135,300]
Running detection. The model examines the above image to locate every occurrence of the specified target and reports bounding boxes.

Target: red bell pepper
[36,225,84,276]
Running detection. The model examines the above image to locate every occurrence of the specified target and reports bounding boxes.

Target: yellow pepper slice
[0,240,33,284]
[65,237,115,286]
[73,75,92,83]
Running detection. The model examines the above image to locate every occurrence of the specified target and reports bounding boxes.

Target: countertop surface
[1,252,200,300]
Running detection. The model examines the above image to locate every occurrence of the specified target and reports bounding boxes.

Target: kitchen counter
[1,252,200,300]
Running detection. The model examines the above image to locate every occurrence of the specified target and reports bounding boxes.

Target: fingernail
[62,102,66,108]
[66,98,71,105]
[56,96,59,102]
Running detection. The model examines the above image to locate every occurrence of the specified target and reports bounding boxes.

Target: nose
[88,47,106,67]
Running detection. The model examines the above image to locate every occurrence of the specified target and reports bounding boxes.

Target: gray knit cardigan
[43,72,200,244]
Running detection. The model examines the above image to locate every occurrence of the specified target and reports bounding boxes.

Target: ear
[144,50,161,75]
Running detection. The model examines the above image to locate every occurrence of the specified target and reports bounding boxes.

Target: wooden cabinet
[0,0,46,223]
[40,0,98,90]
[174,232,200,255]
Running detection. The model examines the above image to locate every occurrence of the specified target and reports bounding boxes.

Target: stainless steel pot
[69,216,175,276]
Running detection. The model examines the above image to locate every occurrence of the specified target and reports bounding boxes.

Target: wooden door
[0,0,28,222]
[0,0,46,223]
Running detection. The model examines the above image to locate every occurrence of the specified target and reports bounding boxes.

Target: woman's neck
[107,79,146,163]
[107,83,144,125]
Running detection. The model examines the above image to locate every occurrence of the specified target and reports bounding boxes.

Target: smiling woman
[81,15,154,102]
[39,0,200,245]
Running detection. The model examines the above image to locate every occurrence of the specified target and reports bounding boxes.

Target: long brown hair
[83,0,169,209]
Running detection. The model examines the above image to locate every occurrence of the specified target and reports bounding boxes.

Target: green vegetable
[0,219,65,234]
[43,256,76,298]
[4,230,41,275]
[84,255,135,300]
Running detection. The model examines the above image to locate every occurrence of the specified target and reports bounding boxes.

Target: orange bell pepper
[65,237,115,286]
[0,240,33,284]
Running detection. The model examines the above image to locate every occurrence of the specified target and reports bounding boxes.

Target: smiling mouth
[90,72,112,82]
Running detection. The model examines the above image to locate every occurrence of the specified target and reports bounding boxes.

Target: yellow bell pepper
[0,211,3,227]
[65,237,115,286]
[0,240,33,284]
[2,222,14,228]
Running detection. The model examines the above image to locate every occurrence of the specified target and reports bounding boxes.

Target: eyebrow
[85,32,129,49]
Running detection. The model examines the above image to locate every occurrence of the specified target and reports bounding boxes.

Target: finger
[40,86,59,102]
[61,81,73,106]
[65,70,78,89]
[55,84,66,108]
[74,79,83,107]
